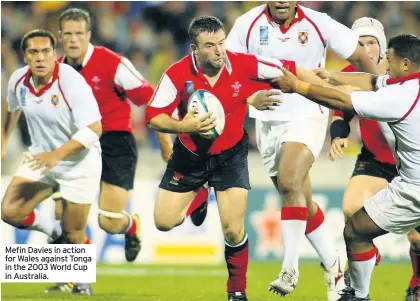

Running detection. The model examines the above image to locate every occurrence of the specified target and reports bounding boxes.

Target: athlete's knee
[408,230,420,250]
[222,221,244,245]
[153,204,184,232]
[277,173,304,197]
[1,203,25,225]
[154,216,178,232]
[97,209,127,234]
[344,216,367,244]
[342,204,357,221]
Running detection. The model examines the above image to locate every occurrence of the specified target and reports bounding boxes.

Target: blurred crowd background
[2,1,420,157]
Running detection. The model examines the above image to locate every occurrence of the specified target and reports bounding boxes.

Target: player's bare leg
[217,187,248,301]
[97,181,141,262]
[340,208,387,300]
[342,176,388,222]
[1,176,61,239]
[406,230,420,301]
[268,142,314,295]
[154,188,198,231]
[341,175,388,286]
[52,199,92,295]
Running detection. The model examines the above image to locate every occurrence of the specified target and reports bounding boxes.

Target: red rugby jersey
[59,44,154,133]
[145,50,296,155]
[333,64,395,164]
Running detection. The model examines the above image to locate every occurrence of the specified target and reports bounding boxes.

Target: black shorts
[159,131,250,192]
[100,131,138,190]
[351,146,398,183]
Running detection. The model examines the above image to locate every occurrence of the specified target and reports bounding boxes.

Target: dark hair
[188,15,224,45]
[21,29,57,53]
[388,34,420,65]
[58,8,91,31]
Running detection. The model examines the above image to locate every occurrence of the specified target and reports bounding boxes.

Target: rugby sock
[225,234,249,292]
[409,247,420,288]
[186,186,208,216]
[281,207,308,270]
[17,209,56,236]
[124,214,138,236]
[305,203,337,269]
[348,247,377,298]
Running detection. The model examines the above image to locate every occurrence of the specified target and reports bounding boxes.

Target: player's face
[386,48,405,78]
[24,37,56,78]
[267,1,297,23]
[60,20,91,61]
[359,36,380,63]
[194,29,226,70]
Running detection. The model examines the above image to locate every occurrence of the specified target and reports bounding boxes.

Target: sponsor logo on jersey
[260,26,269,45]
[185,81,195,95]
[51,94,60,107]
[298,30,309,45]
[232,81,242,97]
[20,87,27,106]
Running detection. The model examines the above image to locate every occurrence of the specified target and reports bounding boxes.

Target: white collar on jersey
[61,43,94,67]
[81,43,95,67]
[190,52,232,75]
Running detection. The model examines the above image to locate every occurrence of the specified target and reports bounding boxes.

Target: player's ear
[190,44,197,53]
[402,58,410,71]
[87,31,92,42]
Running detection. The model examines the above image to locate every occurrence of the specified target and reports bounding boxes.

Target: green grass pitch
[1,262,411,301]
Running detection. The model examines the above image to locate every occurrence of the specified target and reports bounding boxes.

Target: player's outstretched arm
[313,68,382,91]
[273,67,356,113]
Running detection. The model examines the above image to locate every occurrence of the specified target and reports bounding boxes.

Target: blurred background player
[226,1,378,299]
[1,29,102,295]
[325,17,420,301]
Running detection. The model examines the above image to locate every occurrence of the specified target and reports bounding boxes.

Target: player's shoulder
[58,62,80,77]
[58,63,88,88]
[93,45,121,61]
[235,5,267,27]
[165,54,192,79]
[9,66,29,88]
[226,50,255,62]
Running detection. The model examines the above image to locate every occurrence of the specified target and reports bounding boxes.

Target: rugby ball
[187,89,225,139]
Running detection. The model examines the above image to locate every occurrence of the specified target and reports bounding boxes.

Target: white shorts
[14,152,102,204]
[364,177,420,234]
[255,115,329,176]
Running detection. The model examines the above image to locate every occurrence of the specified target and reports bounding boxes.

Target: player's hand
[313,68,331,82]
[270,66,299,93]
[27,151,62,174]
[328,138,349,161]
[181,107,216,134]
[248,90,282,111]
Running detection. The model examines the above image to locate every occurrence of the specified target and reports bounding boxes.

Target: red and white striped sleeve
[114,57,155,107]
[145,71,180,124]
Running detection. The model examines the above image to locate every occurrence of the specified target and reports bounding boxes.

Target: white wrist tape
[72,127,99,148]
[376,75,390,89]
